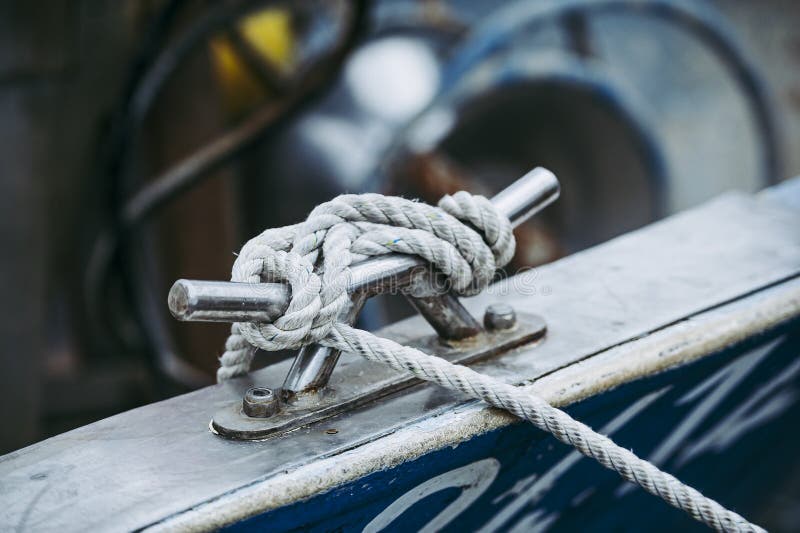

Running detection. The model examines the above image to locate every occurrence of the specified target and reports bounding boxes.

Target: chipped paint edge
[146,277,800,532]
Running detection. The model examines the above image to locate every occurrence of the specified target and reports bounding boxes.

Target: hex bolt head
[242,387,279,418]
[484,303,517,331]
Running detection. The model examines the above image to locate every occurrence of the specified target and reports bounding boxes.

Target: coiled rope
[218,191,762,532]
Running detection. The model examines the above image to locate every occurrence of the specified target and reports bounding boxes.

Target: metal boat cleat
[168,168,560,439]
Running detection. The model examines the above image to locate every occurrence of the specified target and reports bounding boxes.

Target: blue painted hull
[228,321,800,532]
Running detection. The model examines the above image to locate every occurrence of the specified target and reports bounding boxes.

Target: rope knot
[219,192,515,381]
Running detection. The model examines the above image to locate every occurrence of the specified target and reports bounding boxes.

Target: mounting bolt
[484,303,517,331]
[242,387,279,418]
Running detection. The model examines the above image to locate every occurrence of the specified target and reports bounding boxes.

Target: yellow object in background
[209,9,295,118]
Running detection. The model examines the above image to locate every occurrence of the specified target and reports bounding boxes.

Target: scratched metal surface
[1,183,799,531]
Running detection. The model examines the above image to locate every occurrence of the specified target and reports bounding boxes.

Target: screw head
[484,303,517,331]
[242,387,279,418]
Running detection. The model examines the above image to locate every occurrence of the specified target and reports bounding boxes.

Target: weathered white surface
[1,185,799,532]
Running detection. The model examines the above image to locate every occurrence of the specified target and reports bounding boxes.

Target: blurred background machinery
[1,0,799,453]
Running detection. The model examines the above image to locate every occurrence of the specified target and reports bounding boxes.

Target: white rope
[218,192,763,532]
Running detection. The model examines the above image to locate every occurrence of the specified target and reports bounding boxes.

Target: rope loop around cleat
[218,191,762,532]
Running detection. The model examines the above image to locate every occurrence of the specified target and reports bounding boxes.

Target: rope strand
[219,191,763,532]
